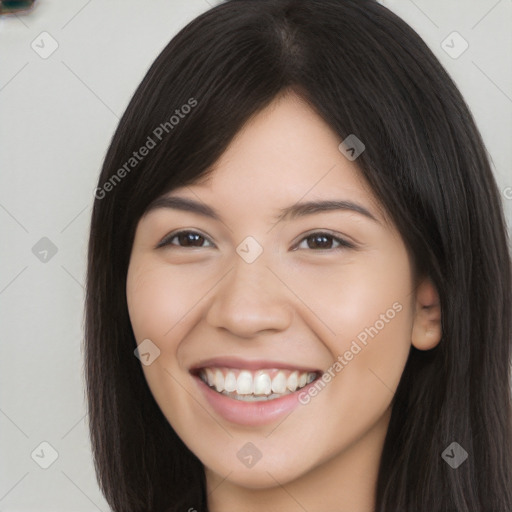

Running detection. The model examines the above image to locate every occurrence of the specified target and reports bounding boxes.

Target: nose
[205,255,294,338]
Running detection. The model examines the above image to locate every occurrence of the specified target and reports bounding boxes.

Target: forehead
[138,91,396,237]
[170,93,380,214]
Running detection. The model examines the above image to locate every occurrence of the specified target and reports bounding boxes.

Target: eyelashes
[156,229,355,251]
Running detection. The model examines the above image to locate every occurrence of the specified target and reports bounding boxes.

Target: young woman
[85,1,512,510]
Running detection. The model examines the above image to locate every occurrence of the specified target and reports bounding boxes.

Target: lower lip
[193,375,314,426]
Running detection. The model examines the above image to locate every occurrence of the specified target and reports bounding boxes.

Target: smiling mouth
[195,367,319,401]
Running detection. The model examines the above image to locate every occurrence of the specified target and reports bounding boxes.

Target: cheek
[328,254,414,420]
[333,262,414,367]
[279,248,414,400]
[126,260,203,343]
[125,260,205,435]
[126,268,170,341]
[280,249,414,347]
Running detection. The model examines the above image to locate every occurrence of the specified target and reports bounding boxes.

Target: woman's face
[126,92,431,491]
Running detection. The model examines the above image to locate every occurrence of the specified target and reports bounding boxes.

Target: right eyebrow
[144,196,221,221]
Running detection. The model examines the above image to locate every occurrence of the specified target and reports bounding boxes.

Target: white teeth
[287,371,298,392]
[200,368,318,399]
[237,371,253,394]
[214,369,224,392]
[228,393,283,402]
[271,372,287,394]
[206,368,215,386]
[224,371,237,393]
[253,372,272,395]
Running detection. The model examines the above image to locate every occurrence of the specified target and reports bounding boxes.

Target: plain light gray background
[1,0,511,510]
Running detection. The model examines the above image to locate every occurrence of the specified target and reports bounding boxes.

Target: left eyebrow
[144,196,379,224]
[273,199,379,224]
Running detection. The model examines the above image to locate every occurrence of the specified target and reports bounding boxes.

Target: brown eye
[157,230,214,249]
[295,232,354,251]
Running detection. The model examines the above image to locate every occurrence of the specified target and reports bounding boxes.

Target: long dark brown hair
[84,0,512,510]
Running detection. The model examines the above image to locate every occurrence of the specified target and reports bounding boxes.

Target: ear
[411,277,442,351]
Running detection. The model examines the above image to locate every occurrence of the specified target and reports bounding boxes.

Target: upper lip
[189,356,321,374]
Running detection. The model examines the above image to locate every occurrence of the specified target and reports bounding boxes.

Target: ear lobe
[411,277,442,351]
